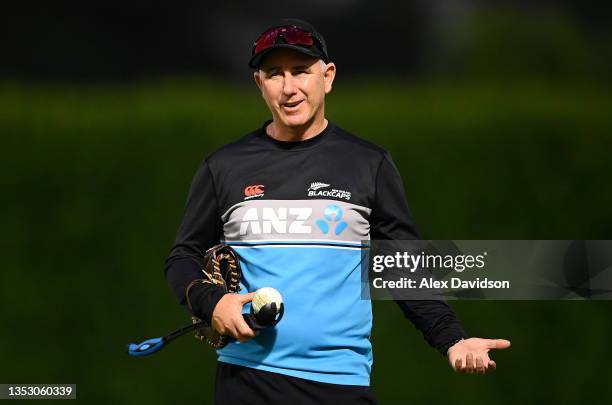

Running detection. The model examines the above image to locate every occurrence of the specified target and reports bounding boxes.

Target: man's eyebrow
[263,64,312,72]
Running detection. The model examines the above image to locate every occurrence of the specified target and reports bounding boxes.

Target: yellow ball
[252,287,283,314]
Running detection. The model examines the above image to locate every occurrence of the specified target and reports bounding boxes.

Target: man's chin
[280,115,310,128]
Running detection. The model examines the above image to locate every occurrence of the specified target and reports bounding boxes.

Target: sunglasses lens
[282,27,314,47]
[254,26,315,55]
[254,29,277,54]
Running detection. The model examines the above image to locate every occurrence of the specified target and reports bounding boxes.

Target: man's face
[254,48,336,129]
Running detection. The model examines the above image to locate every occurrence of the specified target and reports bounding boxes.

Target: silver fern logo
[308,182,330,191]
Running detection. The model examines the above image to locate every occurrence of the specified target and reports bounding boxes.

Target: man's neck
[266,117,328,142]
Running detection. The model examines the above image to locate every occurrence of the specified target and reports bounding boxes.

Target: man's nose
[282,73,297,95]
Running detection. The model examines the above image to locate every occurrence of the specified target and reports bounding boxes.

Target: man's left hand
[447,338,511,374]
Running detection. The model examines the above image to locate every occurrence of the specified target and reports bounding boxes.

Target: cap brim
[248,44,324,69]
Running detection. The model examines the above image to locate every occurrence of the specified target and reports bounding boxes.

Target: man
[166,18,510,404]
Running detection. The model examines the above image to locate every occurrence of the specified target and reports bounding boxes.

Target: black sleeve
[370,152,469,356]
[164,159,226,324]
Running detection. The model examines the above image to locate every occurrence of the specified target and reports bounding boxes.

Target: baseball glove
[185,244,242,349]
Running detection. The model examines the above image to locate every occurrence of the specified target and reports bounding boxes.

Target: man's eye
[269,72,281,77]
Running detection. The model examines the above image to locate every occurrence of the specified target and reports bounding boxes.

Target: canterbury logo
[244,185,265,199]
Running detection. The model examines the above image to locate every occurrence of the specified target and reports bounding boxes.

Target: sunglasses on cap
[252,25,319,55]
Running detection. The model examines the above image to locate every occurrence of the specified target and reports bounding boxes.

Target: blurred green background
[2,2,612,404]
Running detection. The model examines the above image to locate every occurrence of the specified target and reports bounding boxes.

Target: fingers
[453,355,496,374]
[233,316,257,343]
[475,357,485,374]
[488,339,511,350]
[211,293,258,342]
[224,317,256,343]
[465,353,474,374]
[238,292,256,304]
[454,357,463,372]
[235,293,257,342]
[453,356,473,374]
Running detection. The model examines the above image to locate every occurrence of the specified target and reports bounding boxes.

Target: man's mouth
[281,100,303,111]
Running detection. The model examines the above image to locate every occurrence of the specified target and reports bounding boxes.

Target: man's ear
[253,71,263,90]
[323,62,336,94]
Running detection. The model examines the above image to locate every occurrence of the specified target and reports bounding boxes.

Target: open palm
[447,337,511,374]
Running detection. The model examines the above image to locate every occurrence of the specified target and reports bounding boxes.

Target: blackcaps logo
[316,204,348,236]
[307,182,351,201]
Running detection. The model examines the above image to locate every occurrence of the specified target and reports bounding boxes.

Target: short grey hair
[257,58,328,75]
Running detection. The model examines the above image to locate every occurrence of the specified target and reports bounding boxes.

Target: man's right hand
[211,292,257,343]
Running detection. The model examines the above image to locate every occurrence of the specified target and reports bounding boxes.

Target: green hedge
[2,79,611,404]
